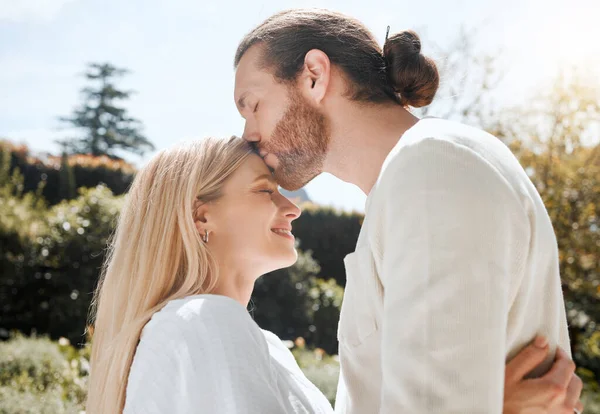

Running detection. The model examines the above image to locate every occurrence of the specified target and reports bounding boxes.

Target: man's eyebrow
[237,92,248,110]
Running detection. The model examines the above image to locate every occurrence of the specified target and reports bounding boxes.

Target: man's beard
[264,89,330,191]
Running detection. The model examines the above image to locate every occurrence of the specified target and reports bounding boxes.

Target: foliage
[580,368,600,414]
[0,178,122,344]
[58,152,76,201]
[0,140,134,205]
[577,329,600,388]
[306,278,344,353]
[0,333,340,413]
[416,25,505,128]
[495,72,600,374]
[0,334,87,413]
[291,342,340,406]
[58,62,154,158]
[2,334,600,413]
[1,147,344,351]
[250,250,344,354]
[0,386,82,414]
[292,203,363,287]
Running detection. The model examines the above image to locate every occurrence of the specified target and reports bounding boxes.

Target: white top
[124,294,334,414]
[334,118,570,414]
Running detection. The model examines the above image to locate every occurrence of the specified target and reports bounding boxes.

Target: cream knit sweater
[334,118,570,414]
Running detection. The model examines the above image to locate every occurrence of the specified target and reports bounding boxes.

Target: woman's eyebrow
[252,173,276,184]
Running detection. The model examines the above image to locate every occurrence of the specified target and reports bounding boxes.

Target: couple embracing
[85,8,583,414]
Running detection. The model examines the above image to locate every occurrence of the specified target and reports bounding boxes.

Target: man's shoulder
[383,118,499,173]
[367,118,527,218]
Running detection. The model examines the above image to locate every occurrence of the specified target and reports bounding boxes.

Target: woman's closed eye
[259,188,275,195]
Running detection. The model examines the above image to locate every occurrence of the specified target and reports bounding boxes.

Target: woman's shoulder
[126,296,280,409]
[140,294,264,347]
[261,329,289,350]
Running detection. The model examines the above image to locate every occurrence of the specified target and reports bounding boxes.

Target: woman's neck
[210,266,256,307]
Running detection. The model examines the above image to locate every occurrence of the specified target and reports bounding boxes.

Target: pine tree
[59,63,154,158]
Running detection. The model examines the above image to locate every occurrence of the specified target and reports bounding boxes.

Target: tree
[58,143,76,201]
[59,63,154,158]
[494,69,600,378]
[417,25,505,128]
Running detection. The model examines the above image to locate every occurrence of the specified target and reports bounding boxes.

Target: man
[234,8,583,413]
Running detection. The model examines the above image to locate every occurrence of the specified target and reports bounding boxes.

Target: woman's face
[203,154,301,275]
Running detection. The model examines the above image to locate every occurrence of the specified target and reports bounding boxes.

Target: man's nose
[242,122,260,143]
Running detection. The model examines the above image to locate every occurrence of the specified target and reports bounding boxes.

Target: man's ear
[298,49,331,105]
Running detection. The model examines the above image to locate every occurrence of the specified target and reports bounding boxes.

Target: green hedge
[293,203,362,288]
[251,250,343,354]
[0,183,120,344]
[0,140,134,206]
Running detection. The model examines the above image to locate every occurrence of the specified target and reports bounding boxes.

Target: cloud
[0,0,78,22]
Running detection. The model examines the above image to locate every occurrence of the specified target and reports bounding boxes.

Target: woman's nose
[280,195,301,221]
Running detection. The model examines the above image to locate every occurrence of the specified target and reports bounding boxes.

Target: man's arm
[375,138,529,413]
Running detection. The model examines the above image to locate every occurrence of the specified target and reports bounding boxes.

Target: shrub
[250,250,343,354]
[0,334,86,412]
[305,278,344,354]
[293,203,363,288]
[0,140,134,206]
[32,185,122,343]
[291,345,339,406]
[251,249,320,343]
[0,386,82,414]
[0,183,122,344]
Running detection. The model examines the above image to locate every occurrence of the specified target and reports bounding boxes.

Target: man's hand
[504,335,584,413]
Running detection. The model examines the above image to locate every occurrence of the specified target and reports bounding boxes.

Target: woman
[86,137,331,414]
[86,137,580,413]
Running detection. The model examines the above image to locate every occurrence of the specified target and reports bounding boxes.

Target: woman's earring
[203,230,209,243]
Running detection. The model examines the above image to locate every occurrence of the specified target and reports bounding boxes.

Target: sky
[1,0,599,212]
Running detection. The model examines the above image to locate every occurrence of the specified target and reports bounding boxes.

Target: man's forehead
[234,70,271,110]
[234,46,272,92]
[237,43,264,71]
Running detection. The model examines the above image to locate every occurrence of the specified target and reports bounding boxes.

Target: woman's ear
[193,200,213,236]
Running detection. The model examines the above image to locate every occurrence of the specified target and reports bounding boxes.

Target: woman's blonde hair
[85,137,254,413]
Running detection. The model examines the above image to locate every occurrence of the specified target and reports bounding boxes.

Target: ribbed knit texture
[334,118,571,414]
[123,294,334,414]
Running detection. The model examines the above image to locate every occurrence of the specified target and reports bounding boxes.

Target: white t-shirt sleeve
[123,298,286,414]
[374,138,529,413]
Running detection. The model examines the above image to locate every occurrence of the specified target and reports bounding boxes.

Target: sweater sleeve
[374,138,529,413]
[123,299,285,414]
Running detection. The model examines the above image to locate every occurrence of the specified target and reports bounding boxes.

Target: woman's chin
[265,250,298,273]
[286,249,299,266]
